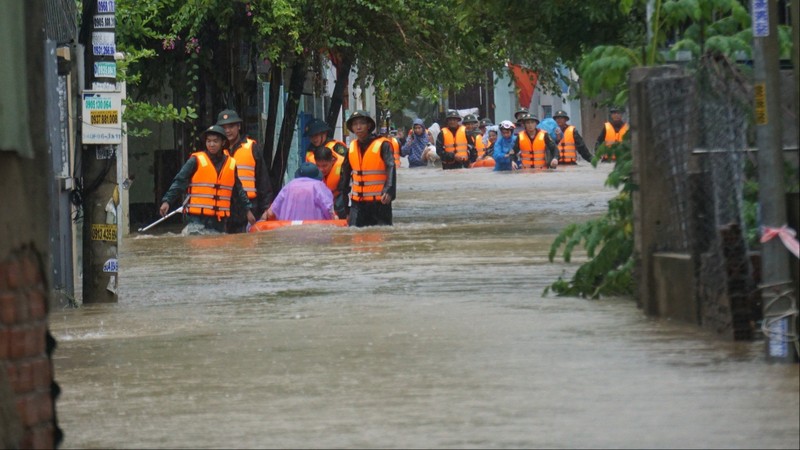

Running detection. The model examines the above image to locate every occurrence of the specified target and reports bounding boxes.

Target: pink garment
[270,177,334,221]
[761,225,800,258]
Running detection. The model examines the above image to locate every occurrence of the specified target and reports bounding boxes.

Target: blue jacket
[492,135,517,171]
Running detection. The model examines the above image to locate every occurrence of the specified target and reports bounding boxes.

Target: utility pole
[752,0,796,362]
[79,0,121,303]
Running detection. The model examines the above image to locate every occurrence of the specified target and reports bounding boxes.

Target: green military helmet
[518,113,539,124]
[479,118,494,127]
[445,109,461,120]
[553,110,569,120]
[216,109,242,125]
[609,106,625,114]
[462,114,478,124]
[514,108,529,120]
[346,110,376,133]
[200,124,226,140]
[304,119,331,137]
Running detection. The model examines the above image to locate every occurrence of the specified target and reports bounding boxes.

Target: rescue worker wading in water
[552,110,593,164]
[512,113,559,170]
[313,146,344,199]
[216,109,272,233]
[594,106,629,162]
[159,125,256,233]
[303,118,348,164]
[336,110,396,227]
[435,109,475,170]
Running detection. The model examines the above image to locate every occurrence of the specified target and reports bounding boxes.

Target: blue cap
[295,162,322,180]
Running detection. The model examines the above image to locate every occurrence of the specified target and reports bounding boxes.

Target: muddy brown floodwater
[51,163,799,448]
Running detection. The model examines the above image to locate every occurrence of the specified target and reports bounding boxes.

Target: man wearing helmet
[552,110,592,164]
[435,110,475,170]
[159,125,256,233]
[303,118,348,164]
[336,110,396,227]
[513,108,529,136]
[513,113,559,169]
[594,106,629,161]
[462,114,483,163]
[216,109,272,233]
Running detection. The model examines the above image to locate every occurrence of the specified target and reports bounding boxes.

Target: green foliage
[110,0,209,136]
[456,0,643,95]
[550,0,795,299]
[123,102,197,137]
[546,140,636,298]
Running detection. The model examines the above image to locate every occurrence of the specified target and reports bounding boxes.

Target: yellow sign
[91,224,117,241]
[90,110,119,125]
[754,83,767,125]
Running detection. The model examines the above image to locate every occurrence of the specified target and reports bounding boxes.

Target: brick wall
[0,247,62,448]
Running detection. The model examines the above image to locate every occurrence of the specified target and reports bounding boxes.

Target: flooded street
[50,163,799,448]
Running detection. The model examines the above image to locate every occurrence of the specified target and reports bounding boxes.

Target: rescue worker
[594,106,629,161]
[263,162,334,221]
[216,109,272,233]
[471,125,497,168]
[513,107,529,136]
[382,127,403,169]
[435,109,474,170]
[392,127,406,149]
[512,113,558,170]
[552,110,593,164]
[303,118,348,164]
[336,110,396,227]
[159,125,256,233]
[313,146,344,199]
[463,114,483,163]
[478,118,493,147]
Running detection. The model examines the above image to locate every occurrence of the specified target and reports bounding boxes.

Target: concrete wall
[0,0,62,446]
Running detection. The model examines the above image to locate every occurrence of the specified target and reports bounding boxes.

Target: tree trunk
[269,58,307,195]
[263,64,281,168]
[325,56,352,132]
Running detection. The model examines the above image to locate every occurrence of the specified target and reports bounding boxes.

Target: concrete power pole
[79,0,121,303]
[752,0,796,363]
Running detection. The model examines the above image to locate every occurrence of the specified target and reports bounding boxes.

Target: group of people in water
[396,106,628,172]
[158,107,628,232]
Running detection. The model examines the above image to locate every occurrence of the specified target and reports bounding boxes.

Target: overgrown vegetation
[546,0,793,298]
[546,141,635,298]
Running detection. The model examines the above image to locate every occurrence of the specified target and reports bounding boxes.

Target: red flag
[508,63,538,109]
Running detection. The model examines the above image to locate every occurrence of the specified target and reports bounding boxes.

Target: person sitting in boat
[159,125,256,233]
[262,162,335,221]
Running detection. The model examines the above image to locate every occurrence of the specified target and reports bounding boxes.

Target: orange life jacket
[517,130,547,168]
[349,138,388,202]
[306,139,347,164]
[323,151,345,198]
[558,126,577,164]
[441,126,469,162]
[474,133,485,155]
[388,137,401,168]
[186,152,237,220]
[602,122,628,161]
[229,138,257,199]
